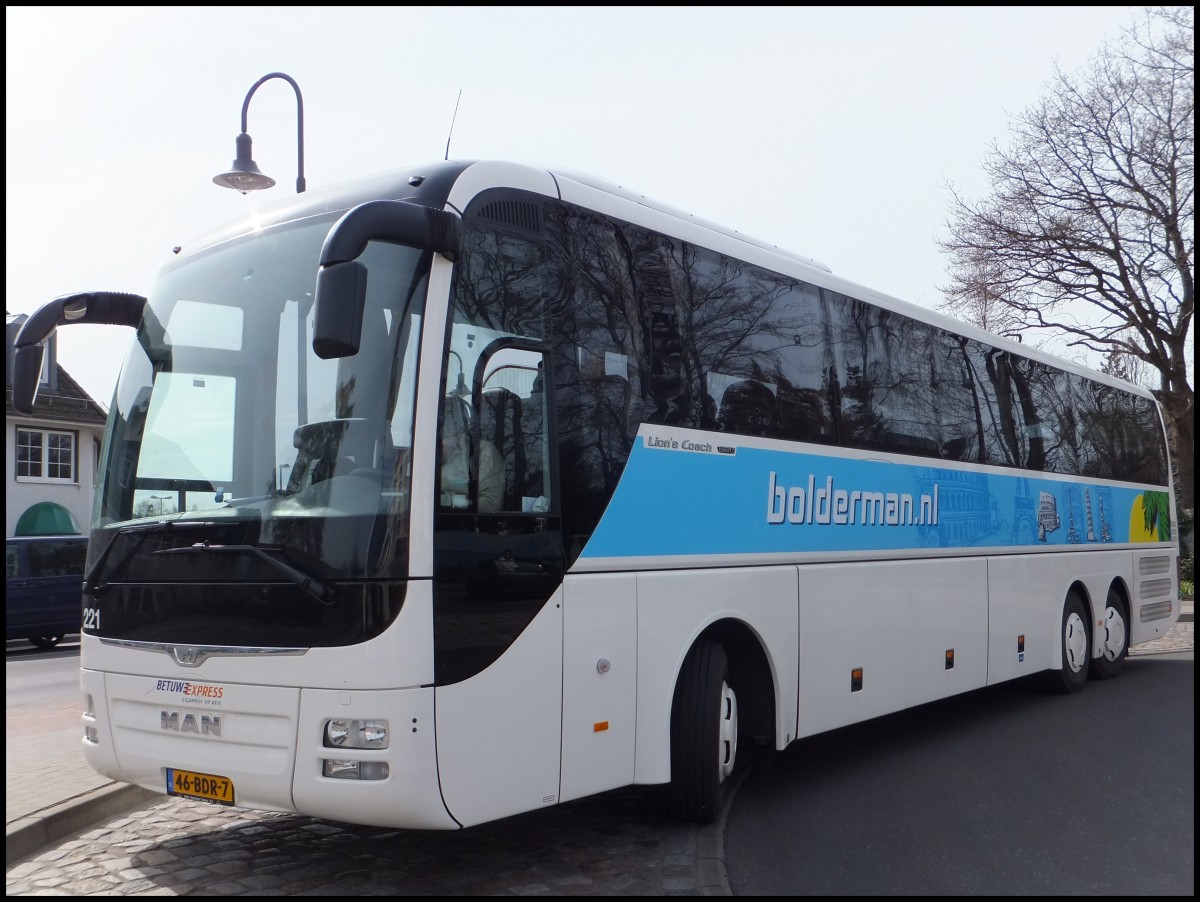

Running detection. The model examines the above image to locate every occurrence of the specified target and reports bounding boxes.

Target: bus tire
[30,635,63,650]
[1090,587,1129,680]
[1037,591,1090,694]
[668,640,738,823]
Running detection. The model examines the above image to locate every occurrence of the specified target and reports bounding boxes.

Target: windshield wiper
[86,520,221,593]
[154,543,338,605]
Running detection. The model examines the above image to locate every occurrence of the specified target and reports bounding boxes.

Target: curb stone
[5,783,155,868]
[697,766,751,896]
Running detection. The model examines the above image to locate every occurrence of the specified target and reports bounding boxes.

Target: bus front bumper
[80,669,459,830]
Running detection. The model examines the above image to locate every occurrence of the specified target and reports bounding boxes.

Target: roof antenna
[444,89,462,161]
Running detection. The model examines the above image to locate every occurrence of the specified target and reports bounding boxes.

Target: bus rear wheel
[1090,588,1129,680]
[668,639,739,823]
[30,635,63,650]
[1037,592,1091,694]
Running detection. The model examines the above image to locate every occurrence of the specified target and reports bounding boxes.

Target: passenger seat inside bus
[719,379,778,437]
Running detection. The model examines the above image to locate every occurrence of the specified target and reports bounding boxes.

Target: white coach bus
[12,159,1180,829]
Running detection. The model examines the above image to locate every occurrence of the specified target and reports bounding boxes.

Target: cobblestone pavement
[1127,615,1193,656]
[6,782,713,896]
[6,616,1190,896]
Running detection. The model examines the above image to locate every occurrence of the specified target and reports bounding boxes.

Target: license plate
[166,768,234,805]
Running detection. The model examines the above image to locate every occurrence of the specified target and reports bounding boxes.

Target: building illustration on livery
[1037,491,1060,542]
[915,469,995,548]
[1036,487,1114,545]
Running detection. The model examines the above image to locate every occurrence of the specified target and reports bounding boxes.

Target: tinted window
[539,194,1169,490]
[829,299,942,457]
[546,203,643,549]
[1075,380,1167,484]
[1029,365,1082,475]
[25,540,87,578]
[931,330,986,463]
[1129,396,1168,484]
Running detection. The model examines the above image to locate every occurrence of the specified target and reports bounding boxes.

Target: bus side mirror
[11,291,146,415]
[312,200,461,360]
[313,261,367,359]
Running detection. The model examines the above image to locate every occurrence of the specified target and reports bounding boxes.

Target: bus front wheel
[1090,587,1129,680]
[668,639,738,823]
[1037,592,1091,694]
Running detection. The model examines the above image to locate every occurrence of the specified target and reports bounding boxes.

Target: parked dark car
[5,535,88,649]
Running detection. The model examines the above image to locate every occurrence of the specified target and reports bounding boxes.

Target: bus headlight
[323,718,389,749]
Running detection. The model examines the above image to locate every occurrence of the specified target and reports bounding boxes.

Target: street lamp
[213,72,306,194]
[151,495,171,516]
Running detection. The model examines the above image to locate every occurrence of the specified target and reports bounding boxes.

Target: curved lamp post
[213,72,306,194]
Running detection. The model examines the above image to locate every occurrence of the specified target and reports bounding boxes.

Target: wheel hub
[1101,605,1127,661]
[1065,611,1088,673]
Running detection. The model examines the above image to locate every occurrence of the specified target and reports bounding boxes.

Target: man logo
[160,711,222,736]
[170,646,209,667]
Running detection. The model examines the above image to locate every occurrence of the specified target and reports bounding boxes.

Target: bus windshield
[92,214,427,582]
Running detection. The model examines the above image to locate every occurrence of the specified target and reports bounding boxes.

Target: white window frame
[15,426,78,484]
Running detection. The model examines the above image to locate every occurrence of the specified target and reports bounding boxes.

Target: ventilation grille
[1136,554,1175,622]
[477,200,542,234]
[1138,578,1174,600]
[1138,556,1172,578]
[1139,601,1175,623]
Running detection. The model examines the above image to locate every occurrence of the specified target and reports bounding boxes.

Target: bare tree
[939,6,1194,510]
[938,251,1026,340]
[1099,336,1149,385]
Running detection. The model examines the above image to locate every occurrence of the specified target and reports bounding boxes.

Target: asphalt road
[4,637,80,703]
[724,652,1194,896]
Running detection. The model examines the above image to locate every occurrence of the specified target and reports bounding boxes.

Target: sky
[5,5,1163,407]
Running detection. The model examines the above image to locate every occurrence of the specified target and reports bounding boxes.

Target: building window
[16,428,77,483]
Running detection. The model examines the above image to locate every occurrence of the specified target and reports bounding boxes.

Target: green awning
[14,502,82,536]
